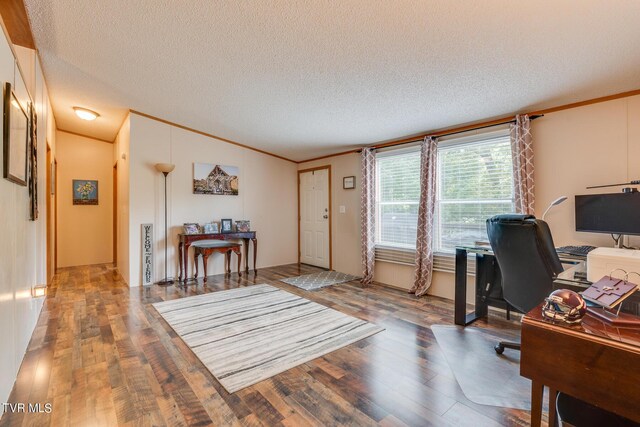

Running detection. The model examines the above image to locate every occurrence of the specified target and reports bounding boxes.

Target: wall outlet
[339,205,346,213]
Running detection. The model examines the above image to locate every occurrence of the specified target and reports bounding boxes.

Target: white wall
[125,113,298,286]
[56,131,113,267]
[298,95,640,300]
[0,32,54,405]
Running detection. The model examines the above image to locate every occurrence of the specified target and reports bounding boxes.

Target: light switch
[339,205,346,213]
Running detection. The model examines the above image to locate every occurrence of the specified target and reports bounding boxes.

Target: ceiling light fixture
[73,106,99,121]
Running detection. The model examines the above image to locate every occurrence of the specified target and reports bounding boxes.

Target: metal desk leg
[454,248,468,325]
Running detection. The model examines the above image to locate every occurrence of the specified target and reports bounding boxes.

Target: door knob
[323,215,328,219]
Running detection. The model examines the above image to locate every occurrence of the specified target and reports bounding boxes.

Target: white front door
[299,168,330,268]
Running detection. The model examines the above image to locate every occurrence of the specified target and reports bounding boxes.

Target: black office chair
[486,214,564,354]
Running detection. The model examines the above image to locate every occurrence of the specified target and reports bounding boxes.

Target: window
[375,147,421,249]
[374,130,515,257]
[434,131,514,252]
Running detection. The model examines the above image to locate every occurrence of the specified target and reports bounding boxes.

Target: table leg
[194,250,199,279]
[237,248,242,277]
[548,387,558,427]
[184,243,191,283]
[243,238,249,273]
[178,242,183,281]
[252,237,257,273]
[226,250,231,274]
[530,380,544,427]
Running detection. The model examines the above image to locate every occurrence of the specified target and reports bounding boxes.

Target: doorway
[298,166,332,269]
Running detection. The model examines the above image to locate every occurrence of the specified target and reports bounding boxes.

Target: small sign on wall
[141,223,154,286]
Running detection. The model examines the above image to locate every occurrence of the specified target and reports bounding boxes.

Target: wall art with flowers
[73,179,98,205]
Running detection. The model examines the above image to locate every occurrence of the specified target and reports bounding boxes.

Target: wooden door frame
[54,158,58,271]
[46,144,52,283]
[297,165,332,270]
[113,162,118,264]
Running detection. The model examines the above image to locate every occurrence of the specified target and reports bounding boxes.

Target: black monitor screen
[575,192,640,235]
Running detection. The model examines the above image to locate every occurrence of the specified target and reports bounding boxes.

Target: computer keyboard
[556,245,597,257]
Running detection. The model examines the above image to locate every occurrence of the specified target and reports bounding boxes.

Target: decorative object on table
[152,284,383,393]
[541,289,587,324]
[203,222,219,234]
[155,163,176,286]
[582,271,638,309]
[28,102,37,220]
[183,223,200,235]
[193,162,239,195]
[3,82,28,186]
[281,271,359,291]
[432,325,532,410]
[72,179,98,205]
[220,218,233,233]
[141,223,154,286]
[235,220,250,232]
[343,175,355,189]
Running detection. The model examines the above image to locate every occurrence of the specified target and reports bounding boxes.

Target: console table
[178,231,257,282]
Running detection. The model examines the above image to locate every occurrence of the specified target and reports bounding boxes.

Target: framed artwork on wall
[193,163,239,195]
[3,82,28,186]
[73,179,98,205]
[343,176,355,189]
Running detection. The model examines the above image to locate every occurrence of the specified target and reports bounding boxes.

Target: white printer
[586,247,640,282]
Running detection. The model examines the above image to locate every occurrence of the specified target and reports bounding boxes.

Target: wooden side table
[193,241,242,281]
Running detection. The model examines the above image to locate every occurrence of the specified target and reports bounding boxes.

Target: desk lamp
[541,196,568,221]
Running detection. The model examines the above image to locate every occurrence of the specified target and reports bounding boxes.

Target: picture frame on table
[343,176,355,189]
[183,223,201,235]
[203,222,219,234]
[221,218,233,233]
[235,220,250,232]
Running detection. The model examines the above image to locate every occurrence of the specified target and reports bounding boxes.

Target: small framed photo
[221,218,233,233]
[343,176,355,190]
[203,222,219,234]
[235,220,250,232]
[183,223,201,235]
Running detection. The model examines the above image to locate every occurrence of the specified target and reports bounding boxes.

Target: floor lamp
[155,163,175,286]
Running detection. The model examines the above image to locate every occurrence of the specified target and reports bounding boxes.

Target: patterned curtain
[410,137,438,297]
[360,148,376,286]
[510,115,535,215]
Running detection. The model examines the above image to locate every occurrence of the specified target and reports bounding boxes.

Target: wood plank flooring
[0,264,546,426]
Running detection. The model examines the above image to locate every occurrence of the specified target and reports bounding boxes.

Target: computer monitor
[575,192,640,235]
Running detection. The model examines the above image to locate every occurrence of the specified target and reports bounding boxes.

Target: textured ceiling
[25,0,640,161]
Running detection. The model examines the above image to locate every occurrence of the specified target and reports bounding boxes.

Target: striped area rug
[153,284,383,393]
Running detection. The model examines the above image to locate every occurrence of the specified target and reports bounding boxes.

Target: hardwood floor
[1,263,545,426]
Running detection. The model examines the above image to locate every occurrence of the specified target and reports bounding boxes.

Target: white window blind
[375,146,421,249]
[374,129,515,268]
[434,132,514,253]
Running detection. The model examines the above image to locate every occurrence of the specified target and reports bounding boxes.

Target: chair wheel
[494,344,505,354]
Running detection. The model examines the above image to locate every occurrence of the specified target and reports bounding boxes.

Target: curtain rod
[357,114,544,153]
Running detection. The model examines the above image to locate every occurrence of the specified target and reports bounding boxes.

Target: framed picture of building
[193,163,239,195]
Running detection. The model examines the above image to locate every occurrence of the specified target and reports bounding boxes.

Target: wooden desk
[178,232,257,282]
[521,303,640,427]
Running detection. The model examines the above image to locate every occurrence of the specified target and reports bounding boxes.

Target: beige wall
[114,116,130,283]
[56,131,114,267]
[298,94,640,300]
[125,113,298,286]
[0,30,54,403]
